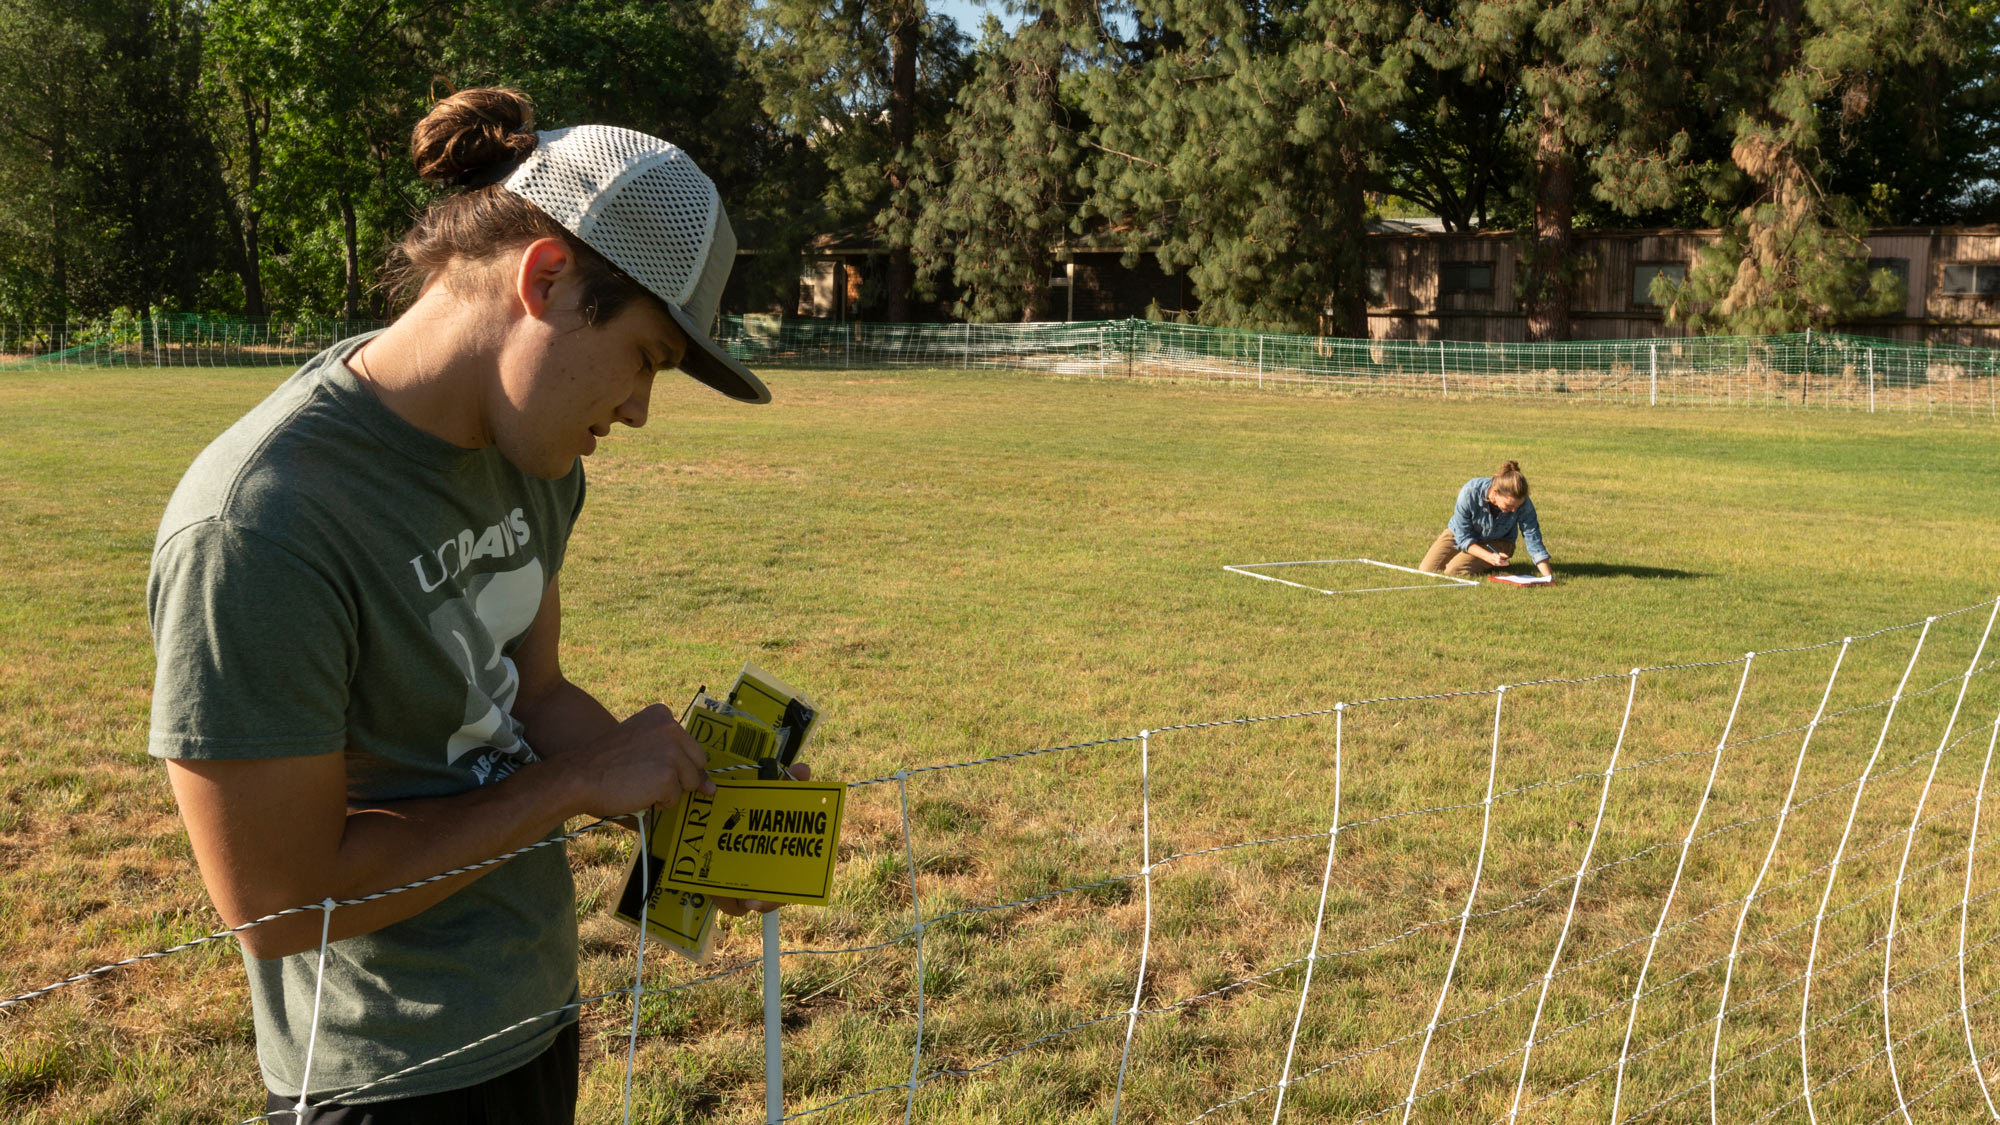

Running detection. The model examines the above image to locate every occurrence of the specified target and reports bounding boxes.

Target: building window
[1366,265,1388,305]
[1940,263,2000,296]
[1631,263,1687,307]
[1859,257,1910,306]
[1441,261,1492,295]
[1868,257,1910,287]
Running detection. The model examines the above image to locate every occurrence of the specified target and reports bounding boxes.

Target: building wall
[1363,227,2000,346]
[778,227,2000,346]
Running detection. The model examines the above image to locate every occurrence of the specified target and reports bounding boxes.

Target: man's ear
[513,238,575,320]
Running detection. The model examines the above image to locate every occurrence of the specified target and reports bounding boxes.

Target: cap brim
[666,303,770,404]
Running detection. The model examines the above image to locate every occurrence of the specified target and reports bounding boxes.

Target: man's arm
[505,578,800,917]
[508,578,620,758]
[169,579,713,960]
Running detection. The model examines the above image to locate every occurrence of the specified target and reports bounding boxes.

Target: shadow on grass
[1555,561,1704,580]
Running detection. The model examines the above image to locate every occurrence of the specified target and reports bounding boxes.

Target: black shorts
[264,1021,579,1124]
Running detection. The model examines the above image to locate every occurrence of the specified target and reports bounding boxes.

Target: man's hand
[715,762,813,918]
[554,704,716,821]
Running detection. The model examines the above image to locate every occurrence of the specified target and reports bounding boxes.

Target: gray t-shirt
[148,334,586,1103]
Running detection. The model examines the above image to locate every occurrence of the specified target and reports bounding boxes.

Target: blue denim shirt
[1449,476,1550,563]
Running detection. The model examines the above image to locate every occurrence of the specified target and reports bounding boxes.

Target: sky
[932,0,1023,36]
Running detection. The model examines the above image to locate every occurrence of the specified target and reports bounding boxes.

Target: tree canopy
[0,0,1992,333]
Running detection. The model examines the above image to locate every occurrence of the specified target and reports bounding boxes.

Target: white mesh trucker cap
[503,125,771,404]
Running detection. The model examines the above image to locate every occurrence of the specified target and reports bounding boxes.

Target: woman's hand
[1480,546,1511,567]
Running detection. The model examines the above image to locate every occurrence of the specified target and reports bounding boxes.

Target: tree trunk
[1331,157,1369,337]
[48,137,67,335]
[339,187,361,321]
[884,2,918,323]
[235,84,267,320]
[1526,93,1573,343]
[1020,251,1050,322]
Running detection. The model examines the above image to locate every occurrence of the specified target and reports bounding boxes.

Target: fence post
[1257,335,1264,389]
[1127,319,1135,380]
[1649,343,1658,406]
[1800,329,1810,407]
[1438,339,1448,398]
[962,321,972,369]
[1867,349,1875,413]
[763,912,782,1125]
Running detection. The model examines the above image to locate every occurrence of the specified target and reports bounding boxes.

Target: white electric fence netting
[7,597,2000,1123]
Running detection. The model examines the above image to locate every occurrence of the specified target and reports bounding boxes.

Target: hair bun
[411,88,538,188]
[1499,459,1521,474]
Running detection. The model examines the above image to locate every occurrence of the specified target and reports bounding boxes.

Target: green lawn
[1,364,1996,1123]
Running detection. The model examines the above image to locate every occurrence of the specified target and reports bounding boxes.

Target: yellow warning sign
[612,745,763,963]
[683,703,778,766]
[658,778,846,906]
[612,874,718,963]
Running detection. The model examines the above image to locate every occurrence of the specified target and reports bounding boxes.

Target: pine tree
[1382,13,1523,234]
[1660,0,1945,334]
[1820,0,2000,225]
[714,0,970,322]
[910,4,1096,322]
[1080,0,1409,334]
[1434,0,1692,341]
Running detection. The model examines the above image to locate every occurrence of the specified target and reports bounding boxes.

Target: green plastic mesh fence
[718,317,2000,417]
[0,315,388,372]
[6,315,1996,417]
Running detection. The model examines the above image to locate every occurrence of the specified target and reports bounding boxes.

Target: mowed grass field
[1,361,1997,1124]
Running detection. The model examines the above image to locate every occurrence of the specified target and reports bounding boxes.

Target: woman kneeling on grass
[1418,460,1556,580]
[149,88,800,1123]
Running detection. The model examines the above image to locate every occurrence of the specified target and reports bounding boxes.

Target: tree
[911,4,1096,322]
[1819,0,2000,225]
[716,0,969,321]
[1379,20,1523,234]
[443,0,824,317]
[0,0,221,325]
[1426,0,1694,341]
[1661,0,1944,334]
[1081,0,1409,334]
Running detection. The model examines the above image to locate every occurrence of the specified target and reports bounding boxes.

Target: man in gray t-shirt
[150,334,598,1101]
[150,100,785,1120]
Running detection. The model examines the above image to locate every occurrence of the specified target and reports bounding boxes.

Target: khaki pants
[1419,529,1519,576]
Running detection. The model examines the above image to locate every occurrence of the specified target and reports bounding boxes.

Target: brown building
[1355,225,2000,347]
[774,225,2000,347]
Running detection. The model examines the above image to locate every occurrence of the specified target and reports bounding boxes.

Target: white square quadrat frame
[1224,558,1481,595]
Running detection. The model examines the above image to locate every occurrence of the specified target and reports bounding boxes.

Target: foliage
[1077,0,1410,334]
[715,0,971,321]
[0,0,217,323]
[1660,0,1948,334]
[0,0,1996,328]
[910,6,1097,323]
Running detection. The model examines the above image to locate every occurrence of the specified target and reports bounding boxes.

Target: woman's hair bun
[1499,459,1521,474]
[411,87,538,188]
